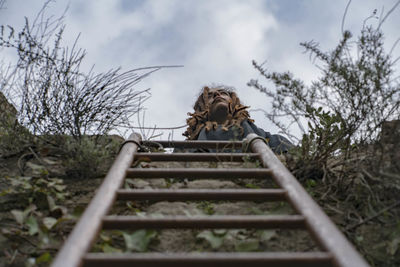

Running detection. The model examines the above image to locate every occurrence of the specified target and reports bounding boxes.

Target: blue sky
[1,0,399,140]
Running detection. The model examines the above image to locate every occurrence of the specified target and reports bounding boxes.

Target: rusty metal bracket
[242,134,268,152]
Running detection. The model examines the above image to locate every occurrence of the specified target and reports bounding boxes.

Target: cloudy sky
[1,0,399,140]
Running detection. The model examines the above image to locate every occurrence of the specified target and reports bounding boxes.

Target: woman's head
[183,86,253,139]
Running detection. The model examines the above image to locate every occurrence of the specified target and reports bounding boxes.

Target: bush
[249,26,400,173]
[0,2,156,140]
[0,2,159,176]
[249,8,400,266]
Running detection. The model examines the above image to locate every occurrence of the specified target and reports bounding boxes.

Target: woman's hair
[183,86,253,139]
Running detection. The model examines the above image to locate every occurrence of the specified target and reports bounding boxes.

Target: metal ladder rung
[83,252,334,267]
[142,140,244,149]
[116,188,287,201]
[102,215,306,229]
[135,152,259,162]
[126,168,273,178]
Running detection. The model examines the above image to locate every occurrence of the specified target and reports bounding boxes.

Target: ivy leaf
[388,237,400,256]
[47,195,56,211]
[122,230,157,252]
[36,252,52,263]
[26,216,39,235]
[54,184,66,192]
[102,243,122,253]
[260,230,276,242]
[235,239,259,252]
[11,209,25,225]
[43,217,58,230]
[197,230,224,249]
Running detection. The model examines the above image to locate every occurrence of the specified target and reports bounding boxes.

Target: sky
[0,0,399,141]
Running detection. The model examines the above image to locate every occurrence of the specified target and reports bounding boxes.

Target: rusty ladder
[51,133,369,267]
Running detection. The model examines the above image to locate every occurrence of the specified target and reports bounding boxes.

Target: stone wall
[0,91,17,125]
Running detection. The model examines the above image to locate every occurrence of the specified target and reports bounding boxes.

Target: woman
[183,86,293,153]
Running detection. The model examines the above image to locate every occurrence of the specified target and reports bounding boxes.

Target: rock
[149,178,167,188]
[0,92,17,125]
[152,229,196,252]
[380,120,400,144]
[126,178,151,189]
[186,179,240,189]
[146,201,203,216]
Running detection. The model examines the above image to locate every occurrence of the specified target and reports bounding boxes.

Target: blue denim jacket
[196,120,293,154]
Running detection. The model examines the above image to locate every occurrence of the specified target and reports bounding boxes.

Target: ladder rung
[102,215,306,229]
[126,168,272,179]
[83,252,333,267]
[135,152,259,162]
[142,140,244,149]
[116,189,287,201]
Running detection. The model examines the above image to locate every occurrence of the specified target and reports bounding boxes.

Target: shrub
[249,26,400,172]
[0,2,156,140]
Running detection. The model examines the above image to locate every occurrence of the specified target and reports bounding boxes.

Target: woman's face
[207,88,231,123]
[207,88,231,107]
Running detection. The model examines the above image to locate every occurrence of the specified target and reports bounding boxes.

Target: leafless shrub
[0,2,157,141]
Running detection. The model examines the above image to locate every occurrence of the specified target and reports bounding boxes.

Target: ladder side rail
[246,133,369,267]
[51,133,142,267]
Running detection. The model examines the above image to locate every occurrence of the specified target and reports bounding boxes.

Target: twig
[378,0,400,30]
[8,249,17,264]
[28,146,48,167]
[379,171,400,180]
[361,168,380,182]
[130,124,187,130]
[341,0,352,34]
[346,200,400,231]
[17,152,32,175]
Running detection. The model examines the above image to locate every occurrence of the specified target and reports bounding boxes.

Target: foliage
[61,135,122,178]
[0,1,156,177]
[249,6,400,266]
[197,201,215,215]
[5,174,68,205]
[94,230,157,253]
[197,230,226,249]
[0,3,155,140]
[1,171,72,266]
[122,229,157,252]
[0,92,32,156]
[0,113,32,157]
[249,26,399,173]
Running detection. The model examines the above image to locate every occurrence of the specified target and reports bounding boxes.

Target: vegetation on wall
[249,3,400,266]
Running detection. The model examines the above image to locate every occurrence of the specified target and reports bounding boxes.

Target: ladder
[51,133,369,267]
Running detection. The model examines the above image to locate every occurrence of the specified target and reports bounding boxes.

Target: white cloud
[1,0,399,140]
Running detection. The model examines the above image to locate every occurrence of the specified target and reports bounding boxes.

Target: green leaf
[235,239,259,252]
[212,229,227,236]
[306,179,317,187]
[122,230,157,252]
[26,216,39,235]
[245,183,260,189]
[102,243,122,253]
[26,258,36,267]
[54,184,66,192]
[43,217,58,230]
[36,252,52,263]
[11,209,25,225]
[100,232,111,242]
[388,237,400,256]
[197,230,224,249]
[47,195,56,211]
[260,230,276,242]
